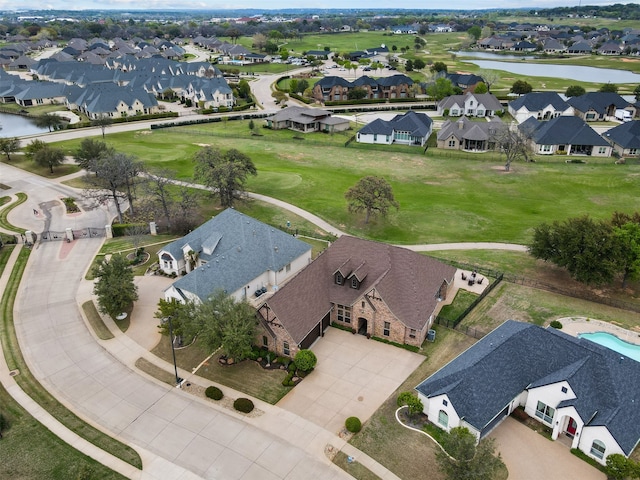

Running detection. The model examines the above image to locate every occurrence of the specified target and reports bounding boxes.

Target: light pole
[167,316,183,386]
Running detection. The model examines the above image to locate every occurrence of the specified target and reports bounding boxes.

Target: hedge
[233,397,255,413]
[345,416,362,433]
[371,336,420,353]
[205,386,223,400]
[110,223,147,237]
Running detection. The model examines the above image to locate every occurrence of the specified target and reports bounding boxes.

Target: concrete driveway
[278,328,424,434]
[490,418,605,480]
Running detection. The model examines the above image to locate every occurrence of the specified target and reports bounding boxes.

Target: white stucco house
[436,92,503,118]
[416,320,640,465]
[158,209,312,303]
[508,91,574,124]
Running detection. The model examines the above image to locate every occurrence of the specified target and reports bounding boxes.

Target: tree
[91,115,114,139]
[193,146,257,208]
[24,138,47,161]
[237,79,251,99]
[413,58,426,70]
[182,290,257,360]
[426,77,455,101]
[348,87,368,100]
[478,70,500,92]
[468,25,482,41]
[0,412,8,439]
[634,84,640,101]
[0,137,20,161]
[294,349,317,371]
[436,427,504,480]
[430,61,448,74]
[83,151,142,223]
[565,85,586,97]
[511,80,533,95]
[397,391,424,416]
[252,33,267,51]
[529,215,619,285]
[34,113,64,132]
[599,82,618,93]
[474,82,488,94]
[491,123,533,171]
[92,255,138,319]
[345,176,399,224]
[405,59,414,71]
[605,454,633,480]
[75,138,113,170]
[33,145,65,173]
[154,298,196,338]
[612,221,640,288]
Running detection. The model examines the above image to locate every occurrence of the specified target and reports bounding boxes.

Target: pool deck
[558,317,640,346]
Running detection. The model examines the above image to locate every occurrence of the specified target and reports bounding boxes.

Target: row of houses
[0,53,235,117]
[312,74,414,103]
[158,209,640,467]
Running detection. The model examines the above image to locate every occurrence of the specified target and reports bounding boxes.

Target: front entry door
[567,418,577,436]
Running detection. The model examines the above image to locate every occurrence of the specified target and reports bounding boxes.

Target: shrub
[0,412,9,437]
[288,361,297,373]
[345,416,362,433]
[205,386,223,401]
[294,349,317,372]
[550,320,563,329]
[234,397,255,413]
[282,371,295,386]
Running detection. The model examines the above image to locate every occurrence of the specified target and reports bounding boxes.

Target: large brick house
[312,74,413,103]
[256,236,456,357]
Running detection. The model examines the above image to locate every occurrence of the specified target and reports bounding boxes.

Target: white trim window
[590,439,606,459]
[438,409,449,428]
[535,401,555,424]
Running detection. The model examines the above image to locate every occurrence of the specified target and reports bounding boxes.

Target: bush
[233,397,255,413]
[282,371,295,386]
[550,320,563,329]
[345,416,362,433]
[294,349,317,372]
[205,386,223,401]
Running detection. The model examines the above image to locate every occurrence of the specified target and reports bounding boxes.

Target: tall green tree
[91,115,114,139]
[345,176,399,224]
[182,290,257,360]
[92,255,138,319]
[75,138,113,170]
[435,427,504,480]
[511,80,533,95]
[426,77,455,101]
[634,84,640,101]
[0,137,20,161]
[599,82,618,93]
[33,145,65,173]
[193,146,257,208]
[565,85,586,97]
[468,25,482,41]
[34,113,64,132]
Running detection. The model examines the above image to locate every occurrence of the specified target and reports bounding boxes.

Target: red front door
[567,418,577,436]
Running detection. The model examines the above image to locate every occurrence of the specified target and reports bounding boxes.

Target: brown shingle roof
[263,236,456,344]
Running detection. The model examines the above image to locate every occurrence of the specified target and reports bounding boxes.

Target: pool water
[579,332,640,362]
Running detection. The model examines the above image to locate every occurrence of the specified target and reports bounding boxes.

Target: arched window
[438,410,449,428]
[590,440,606,459]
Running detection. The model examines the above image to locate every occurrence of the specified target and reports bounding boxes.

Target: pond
[0,112,50,137]
[459,58,640,84]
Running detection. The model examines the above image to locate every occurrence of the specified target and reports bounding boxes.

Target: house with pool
[415,320,640,465]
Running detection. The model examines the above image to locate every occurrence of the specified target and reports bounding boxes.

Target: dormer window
[351,277,359,289]
[335,272,343,285]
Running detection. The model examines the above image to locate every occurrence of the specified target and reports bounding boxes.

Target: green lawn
[49,124,640,245]
[1,156,81,179]
[0,382,128,480]
[332,451,381,480]
[437,289,479,322]
[81,300,114,340]
[152,336,292,404]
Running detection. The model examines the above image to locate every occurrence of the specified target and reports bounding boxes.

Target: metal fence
[41,227,106,242]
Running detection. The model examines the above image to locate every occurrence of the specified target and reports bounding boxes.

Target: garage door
[299,322,321,350]
[481,405,510,438]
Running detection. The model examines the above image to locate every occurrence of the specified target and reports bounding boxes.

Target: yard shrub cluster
[233,397,254,413]
[549,320,563,329]
[371,336,420,353]
[205,386,223,401]
[294,349,317,372]
[345,416,362,433]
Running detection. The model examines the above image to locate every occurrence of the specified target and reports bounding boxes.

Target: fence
[41,227,106,242]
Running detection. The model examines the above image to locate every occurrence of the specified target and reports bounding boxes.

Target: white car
[339,67,346,71]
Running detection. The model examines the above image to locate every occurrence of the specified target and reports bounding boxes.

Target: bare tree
[143,169,178,229]
[478,69,500,92]
[491,123,533,172]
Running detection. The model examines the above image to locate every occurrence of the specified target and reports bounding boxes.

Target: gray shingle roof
[163,209,311,302]
[567,92,629,115]
[416,320,640,454]
[520,115,609,146]
[509,92,570,112]
[603,120,640,149]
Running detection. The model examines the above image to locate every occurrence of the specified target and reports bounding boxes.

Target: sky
[2,0,634,11]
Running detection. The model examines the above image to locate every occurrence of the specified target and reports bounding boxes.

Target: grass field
[49,122,640,246]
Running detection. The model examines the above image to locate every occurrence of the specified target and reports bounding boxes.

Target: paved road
[4,163,352,480]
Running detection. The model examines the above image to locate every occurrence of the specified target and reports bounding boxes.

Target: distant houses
[312,75,413,103]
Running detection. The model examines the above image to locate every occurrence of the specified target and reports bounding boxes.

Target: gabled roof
[262,236,456,344]
[358,118,394,136]
[437,116,503,142]
[266,106,334,123]
[567,92,629,114]
[603,120,640,149]
[163,209,311,302]
[509,92,570,112]
[416,320,640,453]
[358,111,432,138]
[520,115,609,146]
[438,92,503,112]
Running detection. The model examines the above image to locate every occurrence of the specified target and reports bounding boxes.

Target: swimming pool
[579,332,640,362]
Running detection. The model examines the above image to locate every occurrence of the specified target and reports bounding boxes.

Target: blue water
[579,331,640,362]
[0,112,49,137]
